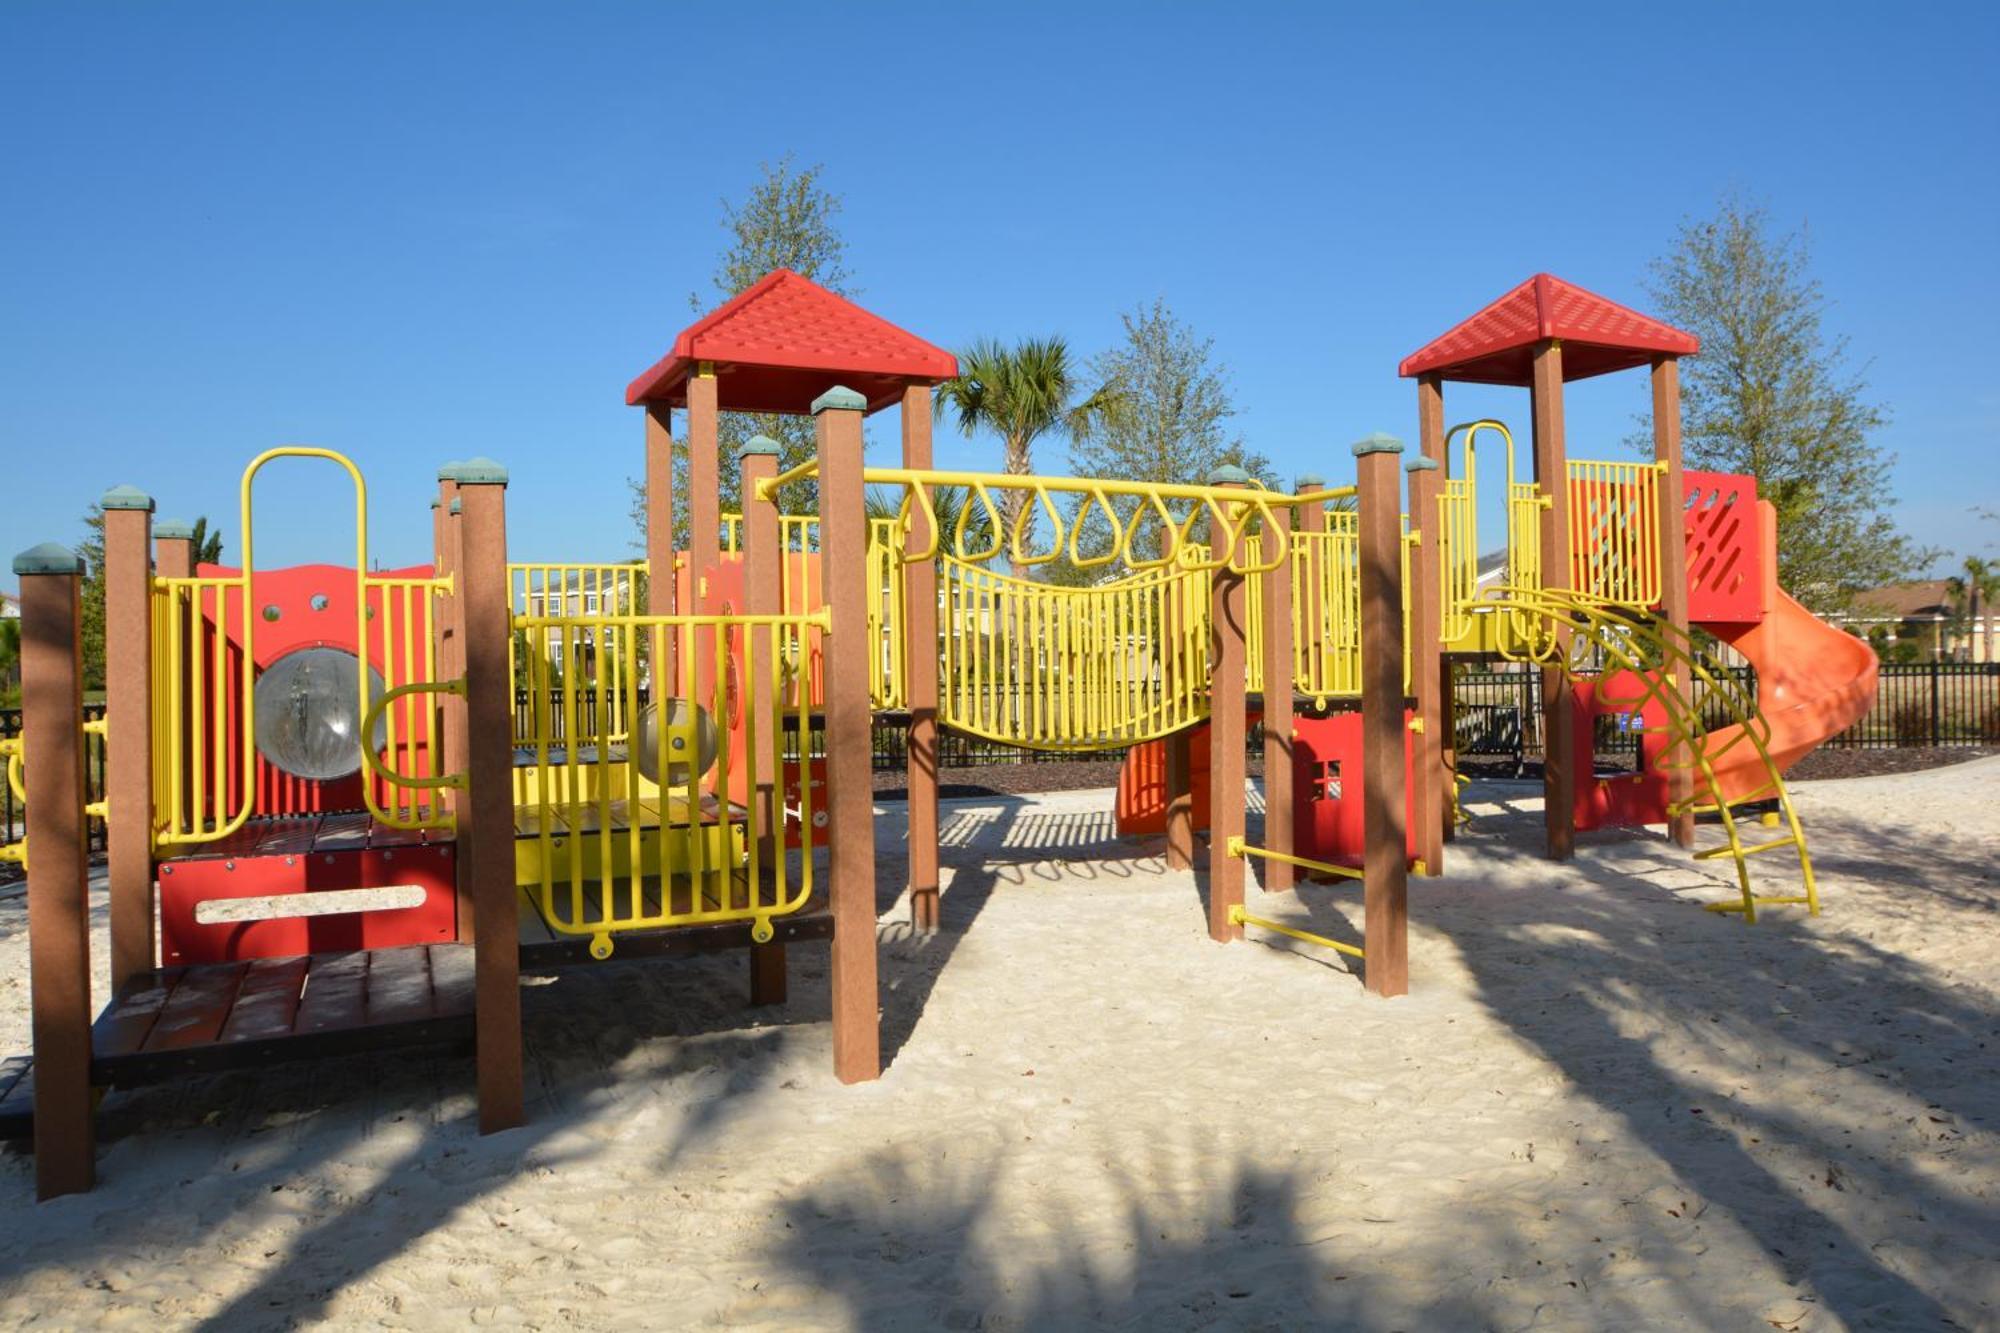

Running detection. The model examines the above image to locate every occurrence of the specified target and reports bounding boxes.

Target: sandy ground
[1,762,1996,1331]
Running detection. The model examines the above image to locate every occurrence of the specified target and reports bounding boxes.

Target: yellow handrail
[358,679,468,821]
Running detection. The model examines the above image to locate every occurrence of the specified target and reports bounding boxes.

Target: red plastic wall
[1682,472,1766,626]
[1290,710,1419,869]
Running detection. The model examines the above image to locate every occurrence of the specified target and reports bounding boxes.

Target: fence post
[1930,658,1942,746]
[15,543,94,1198]
[100,487,155,990]
[455,460,523,1134]
[814,386,882,1084]
[1208,467,1251,942]
[1354,435,1410,997]
[740,437,786,1006]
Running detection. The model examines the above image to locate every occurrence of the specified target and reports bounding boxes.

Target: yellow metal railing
[149,447,454,846]
[1484,584,1818,922]
[1567,458,1666,609]
[508,562,645,749]
[938,554,1208,750]
[513,609,825,958]
[1290,518,1360,702]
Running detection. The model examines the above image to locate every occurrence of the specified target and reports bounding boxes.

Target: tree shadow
[1426,788,2000,1329]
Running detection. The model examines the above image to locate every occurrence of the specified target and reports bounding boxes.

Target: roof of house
[625,269,958,415]
[1399,273,1699,386]
[1852,579,1954,619]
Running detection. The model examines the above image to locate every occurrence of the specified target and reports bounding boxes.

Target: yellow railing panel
[1567,459,1666,609]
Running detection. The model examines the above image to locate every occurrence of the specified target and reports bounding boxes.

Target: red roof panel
[1398,273,1698,386]
[626,269,958,414]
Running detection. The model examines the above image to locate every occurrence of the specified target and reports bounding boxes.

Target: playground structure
[1,268,1876,1199]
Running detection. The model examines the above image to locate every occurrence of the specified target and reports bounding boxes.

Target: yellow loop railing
[359,679,468,826]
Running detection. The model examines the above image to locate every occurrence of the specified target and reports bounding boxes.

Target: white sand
[1,760,1996,1330]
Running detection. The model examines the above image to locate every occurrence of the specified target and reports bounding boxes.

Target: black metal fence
[0,703,109,883]
[1823,661,2000,749]
[1452,666,1758,768]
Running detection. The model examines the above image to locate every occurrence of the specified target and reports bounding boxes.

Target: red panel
[1113,725,1213,837]
[1682,472,1766,626]
[1289,710,1419,869]
[1571,672,1670,831]
[158,839,457,966]
[181,563,440,819]
[626,269,957,413]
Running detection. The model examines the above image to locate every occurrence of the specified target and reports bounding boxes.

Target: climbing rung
[1704,895,1813,914]
[1228,905,1364,959]
[1225,836,1363,882]
[1692,835,1800,862]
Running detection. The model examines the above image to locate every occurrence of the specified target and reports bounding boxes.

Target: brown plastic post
[1207,469,1250,942]
[455,461,524,1133]
[644,406,678,691]
[740,438,787,1006]
[100,489,155,989]
[436,469,471,941]
[687,369,720,705]
[1165,729,1193,871]
[813,387,882,1083]
[1530,340,1575,861]
[16,545,94,1197]
[902,384,942,932]
[1260,499,1294,893]
[1652,357,1696,848]
[1354,436,1410,997]
[1412,374,1447,873]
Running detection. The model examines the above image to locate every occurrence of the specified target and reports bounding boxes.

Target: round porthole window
[262,604,282,622]
[252,647,386,780]
[310,593,330,612]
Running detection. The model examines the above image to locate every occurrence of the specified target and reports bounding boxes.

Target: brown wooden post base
[1165,730,1194,871]
[814,387,882,1085]
[16,543,94,1198]
[749,943,787,1006]
[1354,436,1411,998]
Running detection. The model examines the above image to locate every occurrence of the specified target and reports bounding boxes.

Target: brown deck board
[217,956,311,1043]
[364,946,435,1026]
[250,815,324,857]
[92,967,186,1058]
[294,951,371,1034]
[428,945,476,1017]
[311,811,374,853]
[143,961,249,1053]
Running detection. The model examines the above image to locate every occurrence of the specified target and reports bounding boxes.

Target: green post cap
[1206,464,1251,486]
[739,434,782,459]
[1351,432,1405,457]
[437,461,466,482]
[429,498,441,509]
[811,385,867,415]
[1295,472,1327,492]
[100,485,155,512]
[449,498,462,515]
[14,542,85,576]
[448,457,509,486]
[154,519,196,540]
[1405,456,1440,472]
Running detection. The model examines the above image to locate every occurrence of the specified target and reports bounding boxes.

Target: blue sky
[3,2,1996,579]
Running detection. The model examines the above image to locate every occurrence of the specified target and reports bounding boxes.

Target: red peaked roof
[625,269,958,414]
[1398,273,1698,386]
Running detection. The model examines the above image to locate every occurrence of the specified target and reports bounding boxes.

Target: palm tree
[189,516,225,566]
[933,337,1120,571]
[1946,555,2000,663]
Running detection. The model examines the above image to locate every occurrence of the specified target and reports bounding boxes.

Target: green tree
[1946,555,2000,663]
[1637,194,1926,609]
[76,509,225,691]
[0,616,19,707]
[628,156,851,553]
[933,336,1120,573]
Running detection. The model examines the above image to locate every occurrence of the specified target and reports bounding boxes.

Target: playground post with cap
[1652,356,1696,849]
[902,383,943,932]
[740,438,788,1006]
[16,544,94,1197]
[456,461,524,1133]
[644,405,678,702]
[1207,467,1251,942]
[1530,339,1576,860]
[1355,436,1410,997]
[1260,492,1296,893]
[814,386,882,1083]
[101,487,156,989]
[435,469,471,936]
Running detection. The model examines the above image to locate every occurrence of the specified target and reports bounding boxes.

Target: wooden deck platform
[167,810,455,862]
[0,944,475,1140]
[511,794,738,838]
